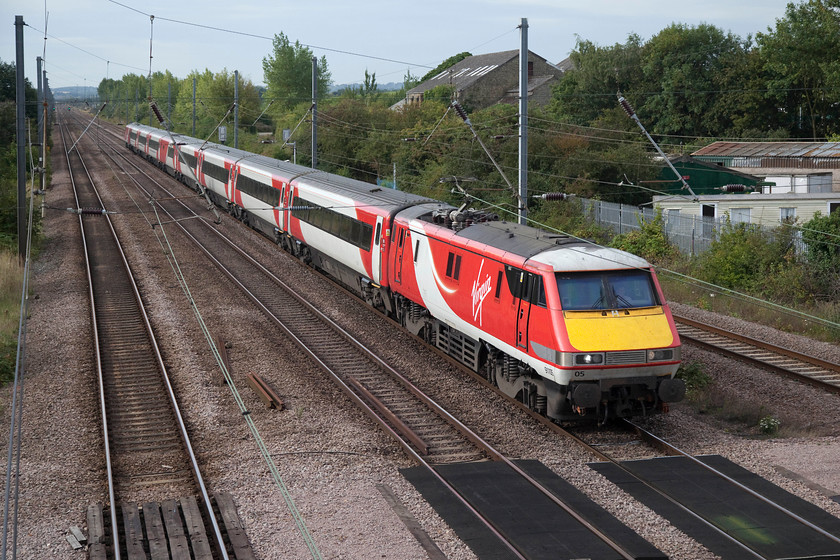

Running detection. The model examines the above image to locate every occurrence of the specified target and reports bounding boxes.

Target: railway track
[87,117,665,559]
[59,110,244,559]
[673,313,840,393]
[620,420,840,558]
[89,114,840,558]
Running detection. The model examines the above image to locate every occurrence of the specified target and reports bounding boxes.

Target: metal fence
[579,198,722,256]
[578,198,805,256]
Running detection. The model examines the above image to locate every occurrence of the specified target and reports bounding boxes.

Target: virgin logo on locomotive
[472,260,493,326]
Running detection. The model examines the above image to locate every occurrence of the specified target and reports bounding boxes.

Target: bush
[611,209,678,262]
[695,217,799,293]
[758,415,781,435]
[675,361,711,394]
[801,210,840,301]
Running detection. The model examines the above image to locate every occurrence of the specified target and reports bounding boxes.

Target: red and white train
[125,121,684,422]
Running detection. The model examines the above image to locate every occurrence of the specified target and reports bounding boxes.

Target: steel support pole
[311,56,317,169]
[192,77,196,136]
[15,16,26,260]
[234,70,239,149]
[518,18,528,225]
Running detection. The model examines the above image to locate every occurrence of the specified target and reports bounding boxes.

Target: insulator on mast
[618,96,636,118]
[533,192,573,201]
[719,184,751,193]
[451,101,470,123]
[150,101,165,125]
[68,207,108,215]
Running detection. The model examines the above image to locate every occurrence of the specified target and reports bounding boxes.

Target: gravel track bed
[3,127,839,558]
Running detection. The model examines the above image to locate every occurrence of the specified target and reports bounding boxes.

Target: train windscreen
[556,270,658,310]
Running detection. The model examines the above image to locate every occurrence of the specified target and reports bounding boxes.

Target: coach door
[515,271,535,350]
[372,216,384,285]
[228,165,238,202]
[197,151,206,188]
[393,225,408,284]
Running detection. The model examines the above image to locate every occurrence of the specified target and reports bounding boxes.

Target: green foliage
[262,32,331,112]
[756,0,840,138]
[529,197,613,246]
[610,209,678,262]
[420,52,471,82]
[362,69,378,97]
[801,210,840,299]
[640,24,752,137]
[0,59,37,145]
[403,69,421,91]
[550,7,840,140]
[758,415,781,435]
[547,35,644,126]
[695,218,798,292]
[675,361,711,394]
[423,84,455,104]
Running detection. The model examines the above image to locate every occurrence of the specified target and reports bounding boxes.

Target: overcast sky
[3,0,796,91]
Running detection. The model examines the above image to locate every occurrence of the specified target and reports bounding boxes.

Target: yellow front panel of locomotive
[563,307,674,351]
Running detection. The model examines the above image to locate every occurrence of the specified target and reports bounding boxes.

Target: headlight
[647,349,674,362]
[575,353,604,365]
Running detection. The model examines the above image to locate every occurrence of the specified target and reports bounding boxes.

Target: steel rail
[626,419,840,552]
[97,120,643,560]
[674,313,840,394]
[58,114,121,560]
[61,110,230,560]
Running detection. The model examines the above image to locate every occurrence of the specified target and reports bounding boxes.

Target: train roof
[446,219,650,272]
[127,123,435,212]
[452,220,579,259]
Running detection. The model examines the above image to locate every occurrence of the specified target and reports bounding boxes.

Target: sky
[2,0,797,91]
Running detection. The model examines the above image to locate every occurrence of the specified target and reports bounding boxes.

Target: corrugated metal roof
[693,141,840,159]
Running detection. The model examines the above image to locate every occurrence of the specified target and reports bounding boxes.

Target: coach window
[374,222,381,246]
[494,270,503,300]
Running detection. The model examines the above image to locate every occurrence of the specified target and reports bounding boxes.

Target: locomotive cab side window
[530,275,546,307]
[503,267,544,306]
[557,270,658,311]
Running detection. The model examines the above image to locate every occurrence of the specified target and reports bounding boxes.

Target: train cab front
[551,266,684,422]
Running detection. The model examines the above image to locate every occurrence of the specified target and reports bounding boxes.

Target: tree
[638,23,751,137]
[801,210,840,298]
[362,69,378,98]
[0,59,37,145]
[547,35,644,126]
[170,69,261,140]
[262,32,331,112]
[403,69,420,91]
[756,0,840,138]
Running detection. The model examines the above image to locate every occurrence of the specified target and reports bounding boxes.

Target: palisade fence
[577,198,804,256]
[578,198,717,255]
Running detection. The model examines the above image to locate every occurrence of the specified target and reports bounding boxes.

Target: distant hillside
[329,82,404,94]
[53,86,98,101]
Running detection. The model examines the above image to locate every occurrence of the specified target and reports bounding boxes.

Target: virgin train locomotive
[125,121,684,422]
